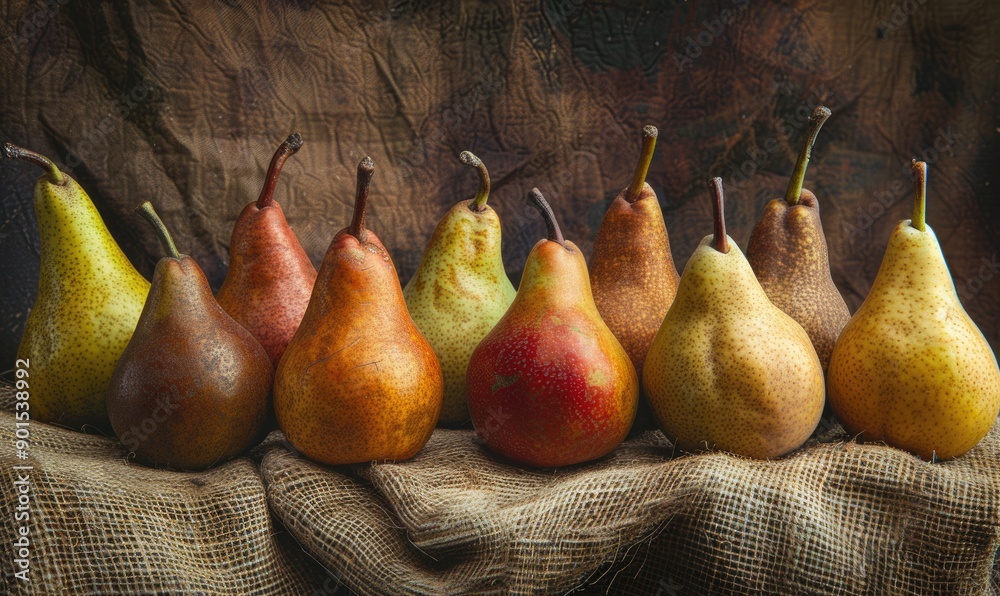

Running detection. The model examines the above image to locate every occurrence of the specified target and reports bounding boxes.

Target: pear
[403,151,516,426]
[828,161,1000,461]
[643,178,825,459]
[3,142,149,430]
[106,202,271,470]
[466,189,638,468]
[274,157,443,465]
[589,125,680,430]
[217,133,317,367]
[746,106,850,371]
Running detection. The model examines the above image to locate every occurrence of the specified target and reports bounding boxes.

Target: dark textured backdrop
[1,0,997,369]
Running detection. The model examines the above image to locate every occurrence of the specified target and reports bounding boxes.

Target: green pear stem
[625,125,658,203]
[784,106,831,206]
[256,133,303,209]
[911,159,927,232]
[459,151,491,212]
[136,201,181,259]
[348,156,375,241]
[709,177,729,253]
[2,142,66,185]
[527,188,564,246]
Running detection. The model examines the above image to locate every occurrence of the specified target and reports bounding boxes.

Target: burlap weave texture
[2,382,998,594]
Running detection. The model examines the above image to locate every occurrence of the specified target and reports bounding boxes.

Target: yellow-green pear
[828,161,1000,461]
[643,178,825,459]
[403,152,516,426]
[3,143,149,429]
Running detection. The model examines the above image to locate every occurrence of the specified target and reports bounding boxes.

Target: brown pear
[106,203,271,470]
[217,133,317,368]
[590,125,679,429]
[746,106,850,371]
[274,157,443,465]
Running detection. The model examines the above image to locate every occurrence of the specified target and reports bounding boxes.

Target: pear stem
[256,133,303,209]
[459,151,491,212]
[911,160,927,232]
[784,106,831,206]
[348,156,375,241]
[136,201,181,259]
[527,188,564,246]
[625,125,658,203]
[2,142,66,185]
[709,177,729,253]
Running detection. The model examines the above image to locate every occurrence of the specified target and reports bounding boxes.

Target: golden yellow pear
[643,178,825,459]
[828,161,1000,461]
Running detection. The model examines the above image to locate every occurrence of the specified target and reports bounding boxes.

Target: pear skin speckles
[106,257,271,470]
[828,222,1000,461]
[746,191,850,371]
[275,228,444,465]
[466,239,639,468]
[217,201,317,367]
[643,237,825,459]
[403,200,515,426]
[591,184,680,375]
[19,175,149,430]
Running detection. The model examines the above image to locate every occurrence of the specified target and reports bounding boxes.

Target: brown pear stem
[2,142,66,185]
[256,133,303,209]
[784,106,831,205]
[911,160,927,232]
[136,201,181,259]
[526,188,564,246]
[709,177,728,253]
[348,156,375,240]
[459,151,491,212]
[625,125,658,203]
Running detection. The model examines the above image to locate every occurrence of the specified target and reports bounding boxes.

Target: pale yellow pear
[403,152,515,426]
[4,143,149,429]
[643,178,825,459]
[828,161,1000,461]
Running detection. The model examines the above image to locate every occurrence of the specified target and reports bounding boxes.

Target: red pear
[217,133,317,367]
[466,189,638,468]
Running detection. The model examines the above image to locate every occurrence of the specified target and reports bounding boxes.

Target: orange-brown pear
[590,126,680,430]
[746,107,850,371]
[827,162,1000,461]
[274,157,443,465]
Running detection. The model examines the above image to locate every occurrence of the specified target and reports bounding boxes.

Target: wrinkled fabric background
[1,2,999,594]
[1,0,997,367]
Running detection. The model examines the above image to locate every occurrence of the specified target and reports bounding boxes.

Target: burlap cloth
[1,383,998,594]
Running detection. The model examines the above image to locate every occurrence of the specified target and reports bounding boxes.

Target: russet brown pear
[745,107,850,371]
[590,126,680,430]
